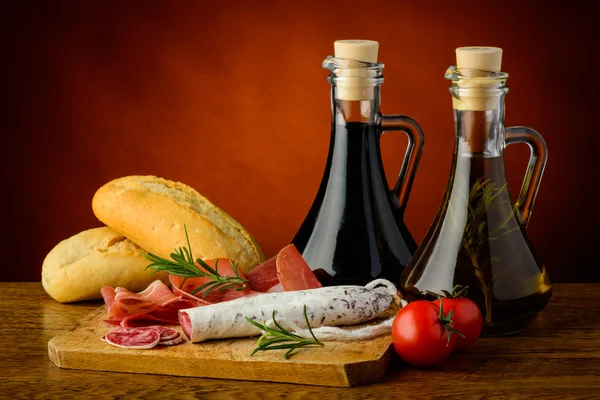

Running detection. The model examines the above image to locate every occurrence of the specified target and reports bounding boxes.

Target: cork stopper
[456,47,503,72]
[334,40,379,63]
[452,46,505,111]
[332,40,380,101]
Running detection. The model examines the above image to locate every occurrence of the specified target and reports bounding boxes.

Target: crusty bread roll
[92,175,265,273]
[42,227,168,303]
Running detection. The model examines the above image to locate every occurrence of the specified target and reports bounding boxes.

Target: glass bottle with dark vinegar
[399,47,551,336]
[292,40,424,286]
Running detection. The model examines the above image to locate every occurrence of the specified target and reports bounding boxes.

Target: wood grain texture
[47,307,393,387]
[1,283,600,399]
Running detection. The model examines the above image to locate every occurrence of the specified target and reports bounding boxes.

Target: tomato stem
[438,299,466,346]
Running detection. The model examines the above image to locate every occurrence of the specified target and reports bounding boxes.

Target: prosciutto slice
[246,256,279,292]
[169,259,259,303]
[100,248,323,331]
[276,244,323,291]
[246,246,323,292]
[101,280,201,327]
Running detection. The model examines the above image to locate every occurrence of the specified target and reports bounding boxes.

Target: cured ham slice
[276,244,323,291]
[101,280,201,327]
[101,286,116,311]
[246,256,279,292]
[100,247,322,331]
[168,259,258,303]
[246,247,322,293]
[171,286,213,306]
[267,283,284,292]
[102,280,197,319]
[104,314,178,327]
[122,314,176,327]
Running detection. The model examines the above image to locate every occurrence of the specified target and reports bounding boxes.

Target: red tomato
[433,297,482,351]
[391,300,458,367]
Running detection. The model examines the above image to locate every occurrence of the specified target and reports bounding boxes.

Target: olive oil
[400,154,552,335]
[399,46,551,336]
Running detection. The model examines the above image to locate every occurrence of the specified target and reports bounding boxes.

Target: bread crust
[42,227,169,303]
[91,176,265,273]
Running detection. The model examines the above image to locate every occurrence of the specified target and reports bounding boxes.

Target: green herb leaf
[246,305,324,359]
[143,224,248,298]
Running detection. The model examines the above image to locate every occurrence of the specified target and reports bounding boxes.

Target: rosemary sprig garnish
[245,305,324,359]
[449,176,521,323]
[142,224,248,298]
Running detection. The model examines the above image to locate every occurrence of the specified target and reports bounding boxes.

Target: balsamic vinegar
[292,122,416,286]
[292,40,423,287]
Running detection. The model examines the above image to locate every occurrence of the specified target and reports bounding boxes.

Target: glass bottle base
[480,312,540,337]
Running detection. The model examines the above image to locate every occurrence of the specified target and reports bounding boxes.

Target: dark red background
[2,1,598,283]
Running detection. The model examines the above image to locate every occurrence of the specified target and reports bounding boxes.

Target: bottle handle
[505,126,548,227]
[380,115,425,211]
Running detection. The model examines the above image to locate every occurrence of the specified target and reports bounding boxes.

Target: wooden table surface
[2,283,599,399]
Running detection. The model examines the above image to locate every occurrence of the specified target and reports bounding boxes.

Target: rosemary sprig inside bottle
[245,305,324,359]
[142,224,248,298]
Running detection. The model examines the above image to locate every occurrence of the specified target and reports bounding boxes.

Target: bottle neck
[331,82,381,124]
[446,66,509,158]
[453,94,506,157]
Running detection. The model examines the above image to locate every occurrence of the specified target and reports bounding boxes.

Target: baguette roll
[42,227,167,303]
[92,175,265,273]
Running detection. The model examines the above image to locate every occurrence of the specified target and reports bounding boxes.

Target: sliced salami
[104,327,160,349]
[158,333,184,346]
[146,326,179,341]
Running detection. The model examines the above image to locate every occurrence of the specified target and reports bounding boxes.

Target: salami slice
[104,327,160,349]
[147,326,179,341]
[158,333,184,346]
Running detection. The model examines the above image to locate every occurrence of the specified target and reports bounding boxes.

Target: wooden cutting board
[48,306,395,387]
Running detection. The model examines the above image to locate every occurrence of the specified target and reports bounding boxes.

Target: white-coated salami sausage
[179,279,399,342]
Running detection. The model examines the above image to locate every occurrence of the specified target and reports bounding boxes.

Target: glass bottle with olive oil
[399,47,551,336]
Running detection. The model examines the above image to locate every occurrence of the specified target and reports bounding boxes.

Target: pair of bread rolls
[42,176,265,303]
